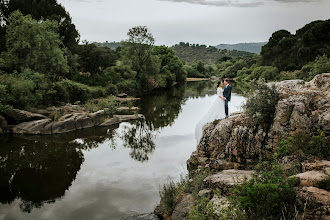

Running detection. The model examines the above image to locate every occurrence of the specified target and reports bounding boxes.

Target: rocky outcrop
[3,109,48,124]
[3,109,144,135]
[295,186,330,219]
[188,73,330,171]
[171,194,194,220]
[202,170,254,195]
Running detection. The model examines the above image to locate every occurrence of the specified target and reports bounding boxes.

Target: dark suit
[223,84,232,117]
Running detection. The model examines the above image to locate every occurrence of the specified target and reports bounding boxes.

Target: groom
[223,79,232,118]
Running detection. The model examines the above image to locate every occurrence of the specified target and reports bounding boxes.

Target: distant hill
[93,41,121,50]
[215,42,267,54]
[172,42,253,64]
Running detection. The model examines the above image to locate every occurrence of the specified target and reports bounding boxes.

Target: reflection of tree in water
[121,120,156,162]
[139,84,186,130]
[0,136,84,213]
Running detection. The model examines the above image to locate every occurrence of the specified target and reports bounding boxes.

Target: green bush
[105,84,118,95]
[249,66,279,81]
[277,130,328,159]
[159,181,178,216]
[316,176,330,191]
[243,79,280,125]
[84,96,117,114]
[298,55,330,81]
[51,80,105,104]
[188,196,218,220]
[231,162,297,220]
[117,79,139,95]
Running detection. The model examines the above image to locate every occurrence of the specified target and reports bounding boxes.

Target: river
[0,81,246,220]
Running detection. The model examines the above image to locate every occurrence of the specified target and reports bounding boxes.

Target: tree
[122,26,155,79]
[0,0,80,52]
[3,11,69,79]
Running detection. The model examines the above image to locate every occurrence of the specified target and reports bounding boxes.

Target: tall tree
[0,0,79,52]
[122,26,155,79]
[4,11,69,79]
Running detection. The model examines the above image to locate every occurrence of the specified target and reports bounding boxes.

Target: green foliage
[188,196,218,220]
[298,55,330,81]
[261,19,330,71]
[172,43,253,64]
[159,181,178,216]
[243,79,280,125]
[116,79,139,95]
[105,84,118,96]
[249,66,279,81]
[83,96,117,114]
[0,0,80,51]
[4,11,69,79]
[50,80,105,105]
[277,130,328,159]
[315,176,330,191]
[231,161,297,220]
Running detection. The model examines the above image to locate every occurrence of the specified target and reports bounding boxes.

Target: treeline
[172,42,253,64]
[0,0,186,112]
[216,19,330,82]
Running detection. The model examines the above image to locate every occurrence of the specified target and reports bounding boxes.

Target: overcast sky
[57,0,330,46]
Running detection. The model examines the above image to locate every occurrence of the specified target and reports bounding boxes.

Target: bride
[195,81,226,144]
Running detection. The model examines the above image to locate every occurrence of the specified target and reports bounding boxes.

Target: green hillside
[172,42,253,64]
[215,42,267,54]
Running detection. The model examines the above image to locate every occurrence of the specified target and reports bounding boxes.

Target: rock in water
[3,109,48,124]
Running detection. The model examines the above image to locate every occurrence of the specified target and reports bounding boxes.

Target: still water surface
[0,81,245,220]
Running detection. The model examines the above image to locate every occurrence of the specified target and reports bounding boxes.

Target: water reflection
[0,136,84,213]
[0,80,246,216]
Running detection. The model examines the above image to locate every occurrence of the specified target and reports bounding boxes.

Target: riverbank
[153,73,330,220]
[0,96,143,135]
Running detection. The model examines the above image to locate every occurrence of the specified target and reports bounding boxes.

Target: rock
[171,194,194,220]
[89,110,107,126]
[198,189,213,198]
[115,114,144,122]
[3,109,48,124]
[115,97,140,103]
[117,93,128,98]
[0,127,3,134]
[75,115,94,130]
[99,116,121,127]
[188,74,330,173]
[293,171,329,187]
[125,213,159,220]
[13,119,52,135]
[295,186,330,219]
[154,202,165,220]
[0,115,8,131]
[52,114,77,134]
[302,160,330,172]
[202,170,254,195]
[117,107,140,111]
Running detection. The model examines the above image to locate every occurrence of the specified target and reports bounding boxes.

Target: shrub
[231,161,297,220]
[277,130,328,159]
[105,84,118,96]
[117,79,139,95]
[249,66,279,81]
[298,55,330,81]
[84,96,117,114]
[243,79,280,125]
[159,181,178,216]
[315,176,330,191]
[188,196,218,220]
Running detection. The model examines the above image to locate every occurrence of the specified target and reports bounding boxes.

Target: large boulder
[89,110,107,126]
[3,109,48,124]
[295,186,330,219]
[202,170,254,195]
[99,116,121,127]
[13,119,52,135]
[75,114,94,130]
[171,194,194,220]
[293,171,329,187]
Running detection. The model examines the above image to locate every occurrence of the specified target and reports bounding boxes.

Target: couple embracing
[195,79,232,143]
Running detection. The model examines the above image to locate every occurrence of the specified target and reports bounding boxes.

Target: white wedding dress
[195,87,226,144]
